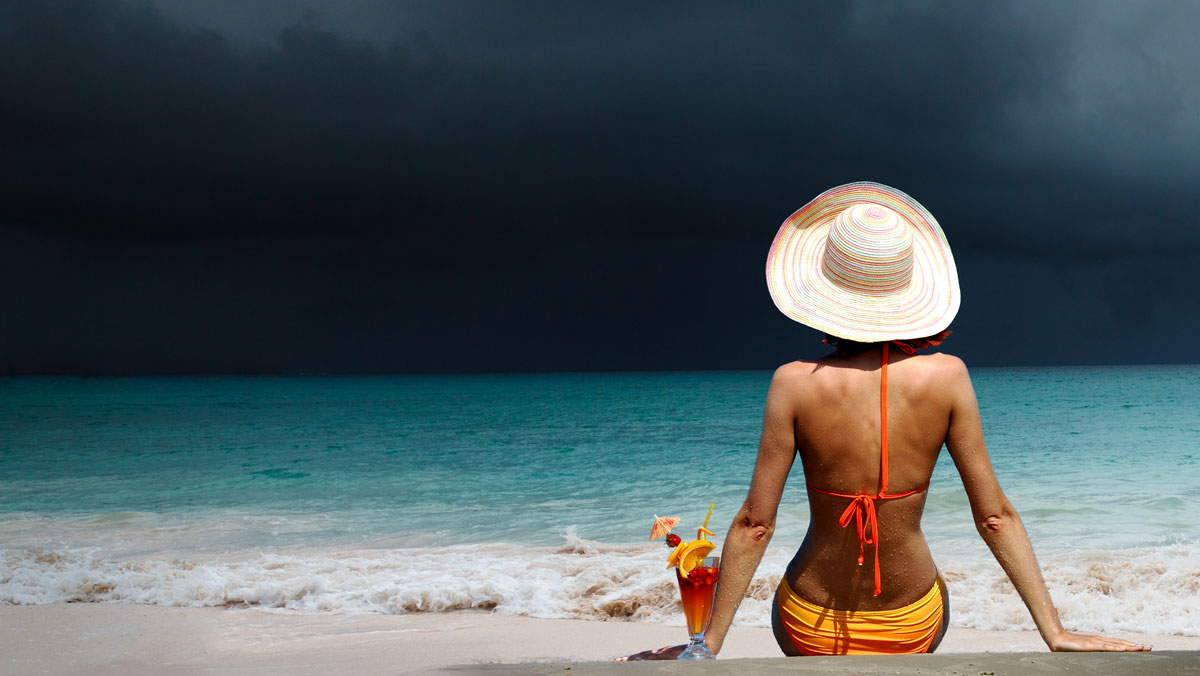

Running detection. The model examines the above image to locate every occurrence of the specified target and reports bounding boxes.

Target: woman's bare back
[778,346,963,611]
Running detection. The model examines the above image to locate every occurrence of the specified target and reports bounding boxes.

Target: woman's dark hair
[823,330,952,356]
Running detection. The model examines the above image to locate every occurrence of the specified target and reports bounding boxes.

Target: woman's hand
[613,644,685,661]
[1047,630,1151,652]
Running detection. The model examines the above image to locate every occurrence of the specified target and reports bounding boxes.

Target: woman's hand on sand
[1048,630,1151,652]
[613,644,685,661]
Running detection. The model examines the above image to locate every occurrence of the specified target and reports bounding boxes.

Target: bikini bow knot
[835,494,882,596]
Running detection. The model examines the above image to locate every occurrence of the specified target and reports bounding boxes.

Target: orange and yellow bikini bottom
[775,575,946,655]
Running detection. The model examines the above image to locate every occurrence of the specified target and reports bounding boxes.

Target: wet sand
[1,604,1194,675]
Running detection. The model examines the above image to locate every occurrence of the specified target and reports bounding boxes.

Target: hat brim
[766,182,960,342]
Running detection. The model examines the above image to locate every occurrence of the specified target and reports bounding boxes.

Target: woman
[625,182,1149,658]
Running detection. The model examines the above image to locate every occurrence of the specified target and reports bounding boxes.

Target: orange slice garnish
[675,540,715,579]
[666,540,687,568]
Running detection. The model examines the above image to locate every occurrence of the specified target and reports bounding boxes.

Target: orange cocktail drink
[654,503,720,660]
[676,556,719,636]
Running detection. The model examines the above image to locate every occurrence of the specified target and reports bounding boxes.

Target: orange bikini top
[806,343,929,597]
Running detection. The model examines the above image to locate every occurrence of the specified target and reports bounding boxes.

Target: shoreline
[2,604,1195,675]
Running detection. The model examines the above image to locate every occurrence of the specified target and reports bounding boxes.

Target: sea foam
[3,528,1197,637]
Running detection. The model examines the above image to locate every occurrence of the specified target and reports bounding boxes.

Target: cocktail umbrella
[650,515,681,541]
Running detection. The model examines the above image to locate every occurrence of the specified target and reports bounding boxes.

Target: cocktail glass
[675,555,719,660]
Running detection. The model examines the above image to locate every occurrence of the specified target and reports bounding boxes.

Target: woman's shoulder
[766,361,821,398]
[770,358,826,384]
[895,350,971,384]
[897,352,977,404]
[909,350,968,372]
[773,359,817,375]
[771,351,970,382]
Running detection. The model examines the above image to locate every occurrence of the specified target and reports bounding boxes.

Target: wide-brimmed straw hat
[765,182,960,342]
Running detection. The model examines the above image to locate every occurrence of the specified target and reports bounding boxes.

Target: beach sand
[2,604,1195,675]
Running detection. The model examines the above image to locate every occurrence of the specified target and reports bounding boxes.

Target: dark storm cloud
[2,0,1199,373]
[2,0,455,242]
[9,0,1199,250]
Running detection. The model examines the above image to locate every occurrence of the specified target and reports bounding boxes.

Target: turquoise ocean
[1,366,1198,636]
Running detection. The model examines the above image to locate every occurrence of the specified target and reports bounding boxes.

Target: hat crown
[821,204,915,296]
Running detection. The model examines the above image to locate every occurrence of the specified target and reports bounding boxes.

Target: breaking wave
[2,527,1197,636]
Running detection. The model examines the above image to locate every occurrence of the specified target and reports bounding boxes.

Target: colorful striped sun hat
[765,182,960,342]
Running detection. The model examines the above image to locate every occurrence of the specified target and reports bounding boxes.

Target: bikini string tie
[835,494,882,597]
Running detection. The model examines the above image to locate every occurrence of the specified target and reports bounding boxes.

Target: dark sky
[3,1,1199,374]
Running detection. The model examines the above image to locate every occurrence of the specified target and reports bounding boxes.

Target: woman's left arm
[704,365,798,655]
[618,365,798,661]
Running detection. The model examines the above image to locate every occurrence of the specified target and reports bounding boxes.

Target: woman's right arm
[942,356,1149,652]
